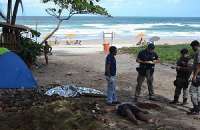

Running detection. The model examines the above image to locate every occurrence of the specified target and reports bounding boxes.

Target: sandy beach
[31,39,200,129]
[49,37,200,54]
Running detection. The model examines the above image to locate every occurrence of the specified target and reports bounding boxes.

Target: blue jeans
[106,76,117,103]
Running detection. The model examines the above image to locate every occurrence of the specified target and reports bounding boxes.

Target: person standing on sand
[188,40,200,115]
[135,44,160,102]
[44,41,52,65]
[105,46,120,105]
[170,48,192,105]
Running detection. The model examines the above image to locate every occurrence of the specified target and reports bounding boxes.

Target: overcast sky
[1,0,200,17]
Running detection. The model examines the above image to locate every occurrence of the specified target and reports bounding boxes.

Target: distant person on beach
[135,44,160,101]
[55,37,58,45]
[137,37,143,45]
[105,46,120,105]
[44,41,52,65]
[137,37,146,46]
[188,40,200,115]
[170,48,192,105]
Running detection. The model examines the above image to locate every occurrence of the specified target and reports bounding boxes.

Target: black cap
[147,44,155,50]
[190,40,200,47]
[180,48,188,54]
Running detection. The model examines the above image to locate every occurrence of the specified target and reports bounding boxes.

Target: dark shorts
[117,104,141,117]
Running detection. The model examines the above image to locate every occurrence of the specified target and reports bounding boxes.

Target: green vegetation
[120,44,192,63]
[0,0,43,66]
[18,37,44,65]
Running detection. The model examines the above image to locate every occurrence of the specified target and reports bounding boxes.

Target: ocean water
[16,16,200,41]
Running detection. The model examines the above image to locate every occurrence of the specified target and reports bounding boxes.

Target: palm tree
[0,11,6,21]
[0,0,24,52]
[11,0,23,25]
[7,0,12,23]
[0,0,23,24]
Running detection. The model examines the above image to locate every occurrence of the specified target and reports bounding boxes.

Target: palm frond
[19,0,24,13]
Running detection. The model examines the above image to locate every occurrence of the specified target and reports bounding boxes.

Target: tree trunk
[41,20,63,44]
[7,0,12,24]
[11,0,20,25]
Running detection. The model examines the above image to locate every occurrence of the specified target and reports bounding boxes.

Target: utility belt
[136,67,154,76]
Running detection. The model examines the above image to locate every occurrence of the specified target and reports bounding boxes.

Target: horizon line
[17,16,200,18]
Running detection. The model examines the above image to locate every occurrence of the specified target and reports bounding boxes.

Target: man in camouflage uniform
[189,40,200,115]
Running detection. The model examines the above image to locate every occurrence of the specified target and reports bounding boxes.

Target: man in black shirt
[105,46,120,105]
[135,44,160,101]
[170,48,192,105]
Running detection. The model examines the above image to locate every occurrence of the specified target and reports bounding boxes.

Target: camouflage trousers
[189,85,200,106]
[135,69,154,98]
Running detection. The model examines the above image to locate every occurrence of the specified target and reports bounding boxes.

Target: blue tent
[0,51,37,89]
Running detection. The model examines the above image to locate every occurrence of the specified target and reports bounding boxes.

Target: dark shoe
[187,111,199,115]
[149,96,158,101]
[134,97,138,102]
[198,102,200,111]
[189,107,197,112]
[189,108,194,111]
[187,106,199,115]
[182,98,188,105]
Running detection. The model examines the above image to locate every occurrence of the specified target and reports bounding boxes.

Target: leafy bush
[18,37,44,65]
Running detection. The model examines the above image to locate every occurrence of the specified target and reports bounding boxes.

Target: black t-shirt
[176,57,192,79]
[137,49,159,69]
[105,54,116,76]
